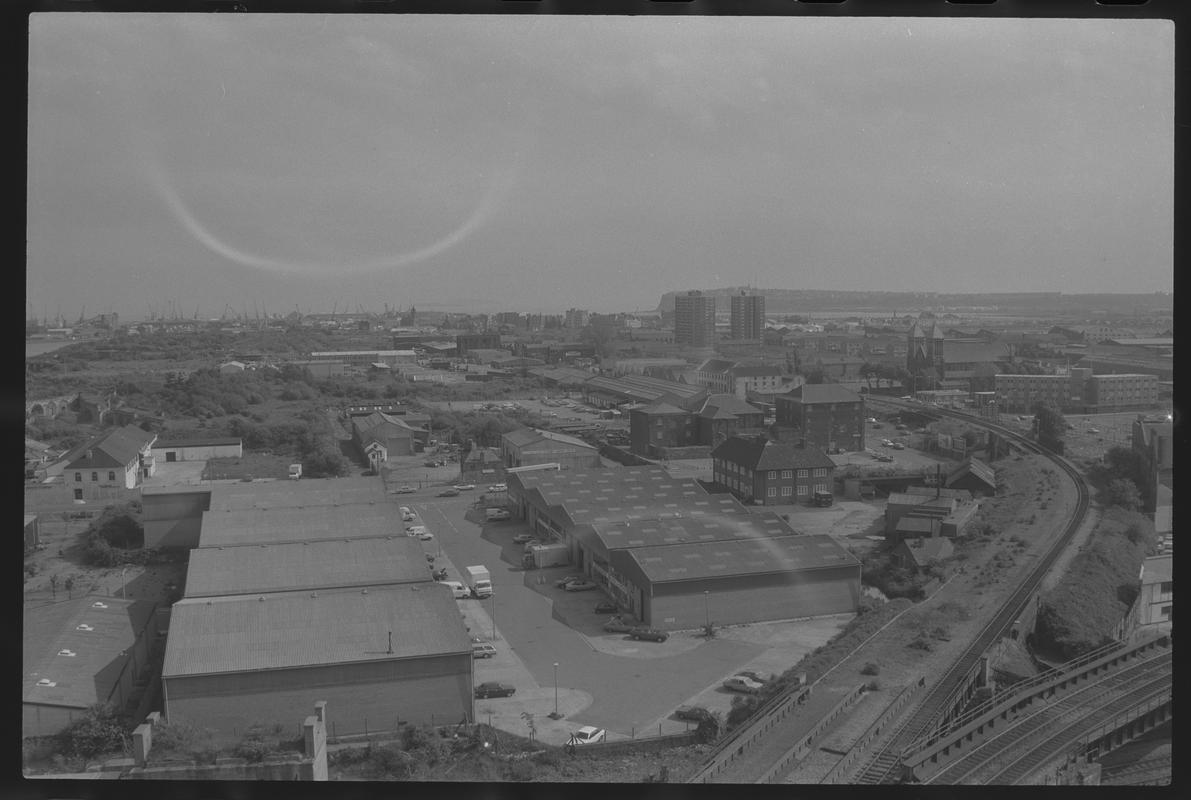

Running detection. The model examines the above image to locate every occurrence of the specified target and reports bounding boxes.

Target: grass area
[202,453,296,480]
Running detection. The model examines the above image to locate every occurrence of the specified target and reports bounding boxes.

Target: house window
[813,468,827,477]
[797,469,808,479]
[91,472,98,482]
[73,488,83,500]
[107,471,115,481]
[797,485,808,496]
[781,470,793,479]
[75,472,82,482]
[781,486,792,496]
[1160,582,1172,595]
[768,471,777,479]
[767,487,777,497]
[1161,605,1172,620]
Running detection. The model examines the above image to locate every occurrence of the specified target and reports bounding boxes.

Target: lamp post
[491,593,496,641]
[553,662,560,719]
[703,590,710,630]
[121,566,127,600]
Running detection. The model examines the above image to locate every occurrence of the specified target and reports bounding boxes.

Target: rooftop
[946,458,996,489]
[199,502,398,547]
[184,537,433,597]
[1141,555,1173,584]
[64,425,156,470]
[711,436,836,471]
[206,477,391,512]
[697,394,764,419]
[24,596,156,709]
[162,584,470,678]
[153,436,243,449]
[780,384,862,405]
[580,512,798,551]
[615,533,857,584]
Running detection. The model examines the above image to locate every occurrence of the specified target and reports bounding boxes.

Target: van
[441,581,470,599]
[472,642,498,659]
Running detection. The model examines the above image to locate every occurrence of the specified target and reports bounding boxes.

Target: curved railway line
[688,397,1095,784]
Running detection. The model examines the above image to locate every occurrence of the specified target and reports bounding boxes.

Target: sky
[26,14,1173,320]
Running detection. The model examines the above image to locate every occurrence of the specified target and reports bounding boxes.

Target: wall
[154,443,242,462]
[645,566,860,629]
[164,654,473,744]
[23,703,83,740]
[142,489,211,550]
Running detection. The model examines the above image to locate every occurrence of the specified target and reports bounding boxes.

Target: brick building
[774,384,865,452]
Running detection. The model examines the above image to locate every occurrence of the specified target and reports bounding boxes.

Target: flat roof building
[199,503,398,548]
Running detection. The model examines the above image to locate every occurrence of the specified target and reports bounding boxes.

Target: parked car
[441,580,469,599]
[513,533,536,544]
[487,483,507,492]
[896,424,909,430]
[892,442,905,450]
[603,617,633,633]
[395,486,416,494]
[594,600,618,614]
[555,575,584,588]
[1088,428,1100,434]
[674,705,714,723]
[405,525,428,536]
[722,676,764,694]
[734,670,768,684]
[472,643,498,659]
[568,726,606,746]
[485,508,511,521]
[454,483,476,491]
[629,627,669,642]
[877,455,894,463]
[437,488,460,497]
[416,530,434,541]
[474,682,516,699]
[866,417,878,423]
[564,579,597,592]
[424,460,440,468]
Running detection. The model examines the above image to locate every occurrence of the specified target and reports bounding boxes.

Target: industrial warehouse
[156,479,473,744]
[508,466,861,629]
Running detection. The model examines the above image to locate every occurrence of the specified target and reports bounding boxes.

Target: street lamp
[491,593,496,641]
[703,590,710,630]
[121,566,127,600]
[553,662,560,719]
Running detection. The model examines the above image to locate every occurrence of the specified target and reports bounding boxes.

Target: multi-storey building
[730,291,764,340]
[774,384,865,452]
[995,368,1159,413]
[674,290,715,347]
[455,332,502,355]
[1132,414,1173,514]
[564,308,590,329]
[710,435,836,505]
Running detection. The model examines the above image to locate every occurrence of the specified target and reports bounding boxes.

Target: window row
[75,471,118,482]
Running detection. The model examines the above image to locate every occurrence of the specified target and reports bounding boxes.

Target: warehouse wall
[164,653,472,744]
[644,566,860,630]
[23,703,83,739]
[154,443,243,462]
[143,490,211,550]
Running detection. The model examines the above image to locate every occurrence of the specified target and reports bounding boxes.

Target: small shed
[893,536,954,570]
[945,458,997,495]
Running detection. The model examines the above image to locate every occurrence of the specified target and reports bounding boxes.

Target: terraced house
[710,435,836,506]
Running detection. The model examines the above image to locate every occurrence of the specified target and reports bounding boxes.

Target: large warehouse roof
[24,596,155,709]
[184,537,433,597]
[163,584,469,678]
[578,512,797,552]
[199,503,398,547]
[207,477,391,512]
[613,534,858,585]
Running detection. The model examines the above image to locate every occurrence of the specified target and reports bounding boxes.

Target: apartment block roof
[779,384,863,405]
[163,584,469,678]
[64,425,155,470]
[199,503,398,547]
[206,477,391,512]
[184,537,432,597]
[24,596,155,710]
[503,427,597,452]
[942,341,1012,365]
[711,436,836,471]
[612,533,858,585]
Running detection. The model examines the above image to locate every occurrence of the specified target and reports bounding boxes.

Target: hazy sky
[27,15,1173,319]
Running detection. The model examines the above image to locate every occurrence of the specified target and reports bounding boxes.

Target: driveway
[407,492,853,744]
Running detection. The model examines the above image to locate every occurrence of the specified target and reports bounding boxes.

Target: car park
[594,600,618,614]
[568,726,606,746]
[472,642,498,659]
[474,682,516,699]
[674,705,714,723]
[722,676,764,694]
[437,488,460,497]
[564,579,597,592]
[628,627,669,642]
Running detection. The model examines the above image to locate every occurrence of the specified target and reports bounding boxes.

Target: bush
[865,680,882,692]
[57,704,127,759]
[367,744,415,779]
[232,724,278,763]
[860,662,880,676]
[149,720,218,764]
[506,760,535,781]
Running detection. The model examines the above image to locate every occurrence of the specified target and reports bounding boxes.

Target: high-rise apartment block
[674,290,715,347]
[730,291,764,340]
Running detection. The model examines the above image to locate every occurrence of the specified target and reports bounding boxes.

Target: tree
[1101,478,1143,511]
[1031,402,1066,454]
[859,362,878,392]
[802,366,826,385]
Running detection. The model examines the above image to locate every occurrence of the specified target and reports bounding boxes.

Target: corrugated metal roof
[199,503,398,547]
[184,537,433,597]
[153,436,243,448]
[24,596,155,709]
[617,534,858,583]
[207,478,390,512]
[162,584,470,677]
[946,458,996,489]
[589,513,796,551]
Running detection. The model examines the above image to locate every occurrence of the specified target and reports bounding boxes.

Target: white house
[63,425,157,501]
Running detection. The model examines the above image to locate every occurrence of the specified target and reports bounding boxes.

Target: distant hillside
[655,289,1172,316]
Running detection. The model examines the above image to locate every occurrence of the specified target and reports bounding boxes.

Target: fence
[687,685,813,782]
[821,677,927,783]
[758,684,868,783]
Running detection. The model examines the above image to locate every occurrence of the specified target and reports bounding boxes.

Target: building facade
[501,428,602,471]
[995,369,1159,413]
[774,384,865,452]
[730,291,764,340]
[674,290,715,347]
[64,425,157,501]
[152,437,243,463]
[710,436,835,505]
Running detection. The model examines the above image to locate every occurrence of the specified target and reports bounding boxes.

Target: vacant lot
[203,453,296,480]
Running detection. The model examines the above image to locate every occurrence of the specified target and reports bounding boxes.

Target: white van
[441,581,470,599]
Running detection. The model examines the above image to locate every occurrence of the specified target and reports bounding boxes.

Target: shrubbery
[57,704,127,759]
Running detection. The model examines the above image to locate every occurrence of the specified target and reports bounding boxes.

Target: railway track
[844,399,1093,784]
[687,397,1094,784]
[925,648,1172,784]
[1102,755,1172,786]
